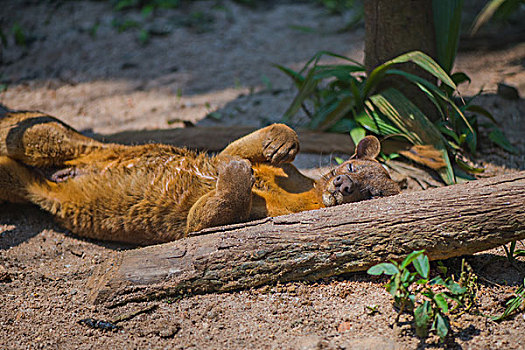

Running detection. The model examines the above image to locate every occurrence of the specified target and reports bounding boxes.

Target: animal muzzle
[322,175,357,207]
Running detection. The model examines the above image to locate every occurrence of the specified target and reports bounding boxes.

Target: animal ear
[353,135,381,160]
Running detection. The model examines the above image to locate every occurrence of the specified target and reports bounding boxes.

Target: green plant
[276,50,516,185]
[317,0,358,14]
[490,278,525,321]
[503,240,525,273]
[113,0,181,11]
[471,0,525,35]
[12,22,26,46]
[368,250,467,341]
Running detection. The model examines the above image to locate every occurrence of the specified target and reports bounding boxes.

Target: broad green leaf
[357,108,402,136]
[364,51,456,98]
[400,250,426,269]
[386,69,476,141]
[350,126,366,146]
[367,263,400,276]
[451,72,471,86]
[413,254,430,279]
[489,128,518,154]
[414,301,431,337]
[429,276,446,286]
[433,313,449,341]
[368,88,455,184]
[434,293,449,313]
[446,280,467,295]
[432,0,464,73]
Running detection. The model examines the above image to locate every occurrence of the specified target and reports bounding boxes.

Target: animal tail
[0,156,54,204]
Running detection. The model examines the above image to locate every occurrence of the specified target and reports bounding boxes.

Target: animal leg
[219,124,299,164]
[0,111,106,168]
[186,158,254,233]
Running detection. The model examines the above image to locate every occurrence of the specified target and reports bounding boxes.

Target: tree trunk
[364,0,440,121]
[87,171,525,306]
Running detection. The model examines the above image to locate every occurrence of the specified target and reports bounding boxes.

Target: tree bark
[97,127,410,156]
[96,127,357,155]
[87,171,525,306]
[364,0,440,121]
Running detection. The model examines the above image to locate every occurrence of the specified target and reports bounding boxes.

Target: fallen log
[96,126,357,154]
[97,127,410,156]
[87,171,525,306]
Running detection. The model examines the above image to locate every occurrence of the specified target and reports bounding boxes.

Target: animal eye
[347,163,355,172]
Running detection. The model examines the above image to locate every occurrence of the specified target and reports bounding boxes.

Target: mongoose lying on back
[0,108,400,245]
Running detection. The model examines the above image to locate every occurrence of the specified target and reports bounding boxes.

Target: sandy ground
[1,1,525,349]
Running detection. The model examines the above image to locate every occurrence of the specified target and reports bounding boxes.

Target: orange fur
[0,109,400,245]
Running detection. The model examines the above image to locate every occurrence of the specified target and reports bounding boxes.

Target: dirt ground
[1,1,525,349]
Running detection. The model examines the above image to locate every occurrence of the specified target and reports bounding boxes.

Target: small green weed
[489,278,525,321]
[503,240,525,273]
[12,22,26,46]
[368,250,467,341]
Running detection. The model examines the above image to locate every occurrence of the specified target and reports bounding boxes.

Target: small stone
[337,321,352,332]
[158,324,180,338]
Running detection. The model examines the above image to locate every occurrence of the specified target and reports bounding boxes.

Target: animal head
[321,136,400,207]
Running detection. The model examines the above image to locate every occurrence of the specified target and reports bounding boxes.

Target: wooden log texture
[97,127,357,154]
[87,171,525,306]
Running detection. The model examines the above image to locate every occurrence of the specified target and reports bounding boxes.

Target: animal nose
[333,175,354,196]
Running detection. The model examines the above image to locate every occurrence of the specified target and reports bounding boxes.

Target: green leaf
[12,23,26,46]
[433,313,449,341]
[317,96,354,131]
[350,126,366,146]
[451,72,471,86]
[283,67,319,120]
[357,108,402,136]
[432,0,464,73]
[470,0,507,35]
[466,104,498,125]
[328,118,357,133]
[446,280,467,295]
[273,64,305,88]
[455,156,485,174]
[489,128,518,154]
[364,51,456,98]
[387,274,401,297]
[368,88,455,184]
[434,293,449,313]
[414,301,432,337]
[400,250,426,269]
[429,276,446,286]
[367,263,400,276]
[413,254,430,279]
[386,69,477,143]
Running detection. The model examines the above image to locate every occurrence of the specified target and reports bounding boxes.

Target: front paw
[262,124,299,164]
[217,159,254,193]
